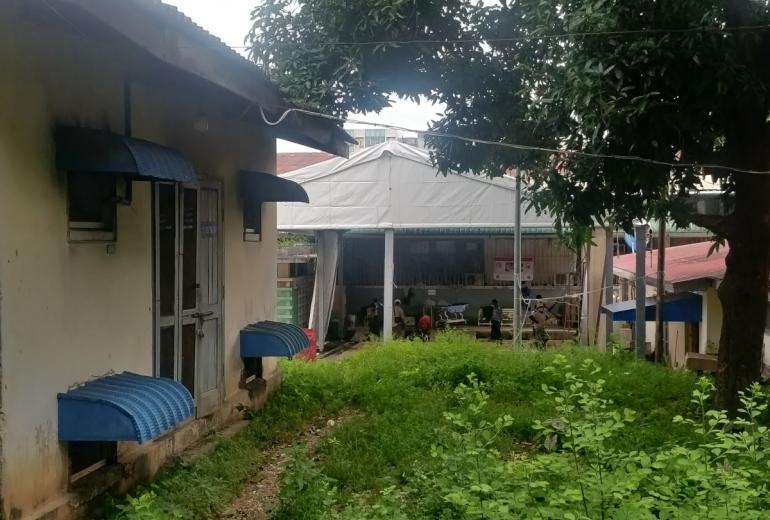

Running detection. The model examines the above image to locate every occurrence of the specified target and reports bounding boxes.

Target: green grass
[106,334,697,519]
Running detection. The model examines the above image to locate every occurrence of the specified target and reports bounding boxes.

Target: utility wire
[241,24,770,49]
[260,107,770,175]
[44,0,770,175]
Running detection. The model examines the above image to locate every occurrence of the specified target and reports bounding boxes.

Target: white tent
[277,141,556,345]
[278,140,553,231]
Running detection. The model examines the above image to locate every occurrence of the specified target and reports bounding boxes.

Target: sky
[164,0,444,152]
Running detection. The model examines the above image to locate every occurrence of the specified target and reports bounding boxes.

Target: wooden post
[655,219,666,364]
[634,224,648,360]
[604,227,614,346]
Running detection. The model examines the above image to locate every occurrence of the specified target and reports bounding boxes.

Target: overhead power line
[240,24,770,49]
[259,106,770,175]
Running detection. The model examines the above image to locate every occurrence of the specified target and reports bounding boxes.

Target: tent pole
[383,229,394,341]
[338,232,346,337]
[316,232,326,351]
[513,173,522,346]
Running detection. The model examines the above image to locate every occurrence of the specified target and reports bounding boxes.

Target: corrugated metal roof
[58,372,194,443]
[56,127,195,182]
[278,153,336,174]
[240,321,310,358]
[55,0,352,155]
[614,241,727,286]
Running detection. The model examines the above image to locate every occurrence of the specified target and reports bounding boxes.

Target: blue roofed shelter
[602,293,703,323]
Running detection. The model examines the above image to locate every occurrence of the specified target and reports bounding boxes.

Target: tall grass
[107,334,696,519]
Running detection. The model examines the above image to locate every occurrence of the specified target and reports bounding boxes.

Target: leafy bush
[334,355,770,519]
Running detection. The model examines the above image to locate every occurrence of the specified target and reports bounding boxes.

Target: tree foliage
[251,0,770,408]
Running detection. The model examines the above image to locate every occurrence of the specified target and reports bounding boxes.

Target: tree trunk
[715,174,770,412]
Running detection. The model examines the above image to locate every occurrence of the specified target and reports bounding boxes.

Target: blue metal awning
[240,321,310,358]
[58,372,194,444]
[602,292,702,322]
[239,171,309,204]
[55,127,196,182]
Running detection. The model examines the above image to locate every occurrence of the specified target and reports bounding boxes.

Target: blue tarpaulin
[240,321,309,358]
[602,292,702,322]
[58,372,194,444]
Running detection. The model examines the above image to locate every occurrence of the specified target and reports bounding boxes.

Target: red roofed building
[277,152,335,174]
[609,241,770,373]
[614,241,727,292]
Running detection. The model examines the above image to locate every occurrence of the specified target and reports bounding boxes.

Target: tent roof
[278,141,554,231]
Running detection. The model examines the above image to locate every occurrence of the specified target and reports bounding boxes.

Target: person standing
[521,282,532,313]
[368,298,383,336]
[530,302,551,349]
[393,299,406,338]
[490,299,503,343]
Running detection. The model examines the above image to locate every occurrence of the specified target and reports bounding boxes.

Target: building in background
[604,241,770,373]
[278,141,582,347]
[346,127,424,153]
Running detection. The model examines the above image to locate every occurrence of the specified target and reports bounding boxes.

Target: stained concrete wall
[699,287,722,355]
[0,5,278,516]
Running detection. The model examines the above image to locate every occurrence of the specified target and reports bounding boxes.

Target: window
[69,441,117,482]
[244,203,262,242]
[364,129,387,147]
[67,172,121,241]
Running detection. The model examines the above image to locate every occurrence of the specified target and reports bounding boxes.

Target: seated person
[418,312,432,341]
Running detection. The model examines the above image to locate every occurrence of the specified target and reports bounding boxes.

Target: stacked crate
[276,276,314,327]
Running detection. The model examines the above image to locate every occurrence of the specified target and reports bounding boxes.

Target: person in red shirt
[418,312,432,342]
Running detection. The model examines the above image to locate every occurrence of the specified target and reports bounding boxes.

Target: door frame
[195,178,225,416]
[152,179,225,416]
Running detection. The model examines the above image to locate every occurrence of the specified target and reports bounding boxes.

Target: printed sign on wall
[493,257,534,282]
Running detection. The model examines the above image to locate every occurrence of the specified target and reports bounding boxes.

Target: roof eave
[62,0,352,156]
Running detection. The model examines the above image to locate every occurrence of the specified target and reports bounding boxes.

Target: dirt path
[218,416,346,520]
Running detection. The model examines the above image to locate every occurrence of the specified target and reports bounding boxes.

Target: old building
[0,1,350,517]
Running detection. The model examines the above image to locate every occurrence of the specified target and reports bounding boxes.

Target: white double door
[154,181,223,417]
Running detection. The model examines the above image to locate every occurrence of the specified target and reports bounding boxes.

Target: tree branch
[688,213,731,236]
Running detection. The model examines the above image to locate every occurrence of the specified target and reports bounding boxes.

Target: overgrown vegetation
[103,375,344,519]
[277,232,313,247]
[109,334,707,519]
[317,357,770,518]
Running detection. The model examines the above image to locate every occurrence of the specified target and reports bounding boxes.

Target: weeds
[332,354,770,519]
[108,335,698,519]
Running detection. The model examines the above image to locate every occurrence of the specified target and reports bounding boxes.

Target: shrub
[336,355,770,519]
